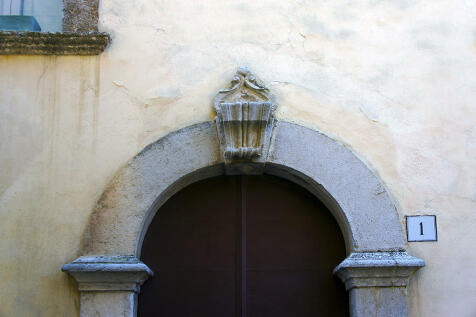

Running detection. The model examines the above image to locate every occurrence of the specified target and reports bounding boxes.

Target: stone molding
[214,68,276,168]
[0,0,109,55]
[62,256,153,293]
[0,31,110,55]
[63,120,424,316]
[333,252,424,316]
[334,252,425,290]
[81,121,407,256]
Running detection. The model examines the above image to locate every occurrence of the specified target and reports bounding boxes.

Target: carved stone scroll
[214,68,277,168]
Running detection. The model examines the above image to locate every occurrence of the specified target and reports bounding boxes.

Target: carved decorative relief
[214,68,277,164]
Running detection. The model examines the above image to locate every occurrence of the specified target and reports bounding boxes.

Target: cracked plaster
[0,0,476,316]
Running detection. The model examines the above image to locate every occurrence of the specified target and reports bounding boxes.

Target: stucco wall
[0,0,475,316]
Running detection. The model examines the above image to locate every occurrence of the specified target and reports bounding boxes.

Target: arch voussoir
[63,120,423,317]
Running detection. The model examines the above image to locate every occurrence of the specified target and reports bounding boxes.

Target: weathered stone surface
[214,68,277,167]
[333,252,425,289]
[68,120,425,316]
[334,252,424,317]
[80,292,136,317]
[61,256,153,292]
[267,121,406,252]
[349,287,408,317]
[0,31,110,55]
[62,256,152,317]
[1,0,474,315]
[0,0,108,56]
[83,122,223,256]
[63,0,99,33]
[82,121,406,256]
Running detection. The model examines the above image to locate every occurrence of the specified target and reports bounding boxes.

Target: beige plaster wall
[0,0,475,316]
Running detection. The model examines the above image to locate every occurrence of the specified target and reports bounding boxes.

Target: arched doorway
[62,121,424,317]
[138,175,348,316]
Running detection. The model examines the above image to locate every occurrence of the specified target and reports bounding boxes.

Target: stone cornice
[333,252,425,290]
[62,256,153,292]
[0,31,110,55]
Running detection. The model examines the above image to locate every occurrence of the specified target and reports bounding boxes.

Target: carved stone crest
[214,68,277,168]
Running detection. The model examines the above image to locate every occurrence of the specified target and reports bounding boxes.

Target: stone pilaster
[62,256,153,317]
[334,252,424,317]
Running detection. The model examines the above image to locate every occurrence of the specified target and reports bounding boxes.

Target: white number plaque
[406,215,437,242]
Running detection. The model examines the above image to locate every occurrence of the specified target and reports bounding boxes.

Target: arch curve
[64,120,424,317]
[83,120,405,257]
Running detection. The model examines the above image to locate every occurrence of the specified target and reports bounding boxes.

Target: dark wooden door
[138,175,348,317]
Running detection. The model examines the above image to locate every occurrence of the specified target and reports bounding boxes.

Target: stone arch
[84,120,405,257]
[63,120,424,317]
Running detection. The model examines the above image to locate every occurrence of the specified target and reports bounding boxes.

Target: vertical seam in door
[241,176,247,317]
[235,176,243,317]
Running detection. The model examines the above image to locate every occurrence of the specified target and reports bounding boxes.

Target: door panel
[139,175,348,316]
[139,176,239,317]
[246,176,348,317]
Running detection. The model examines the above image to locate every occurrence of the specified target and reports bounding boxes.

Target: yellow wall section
[1,0,475,316]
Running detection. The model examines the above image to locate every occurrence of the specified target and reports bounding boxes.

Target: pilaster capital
[333,252,424,290]
[62,256,153,293]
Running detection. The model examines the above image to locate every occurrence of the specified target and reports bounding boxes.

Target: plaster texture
[1,0,476,316]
